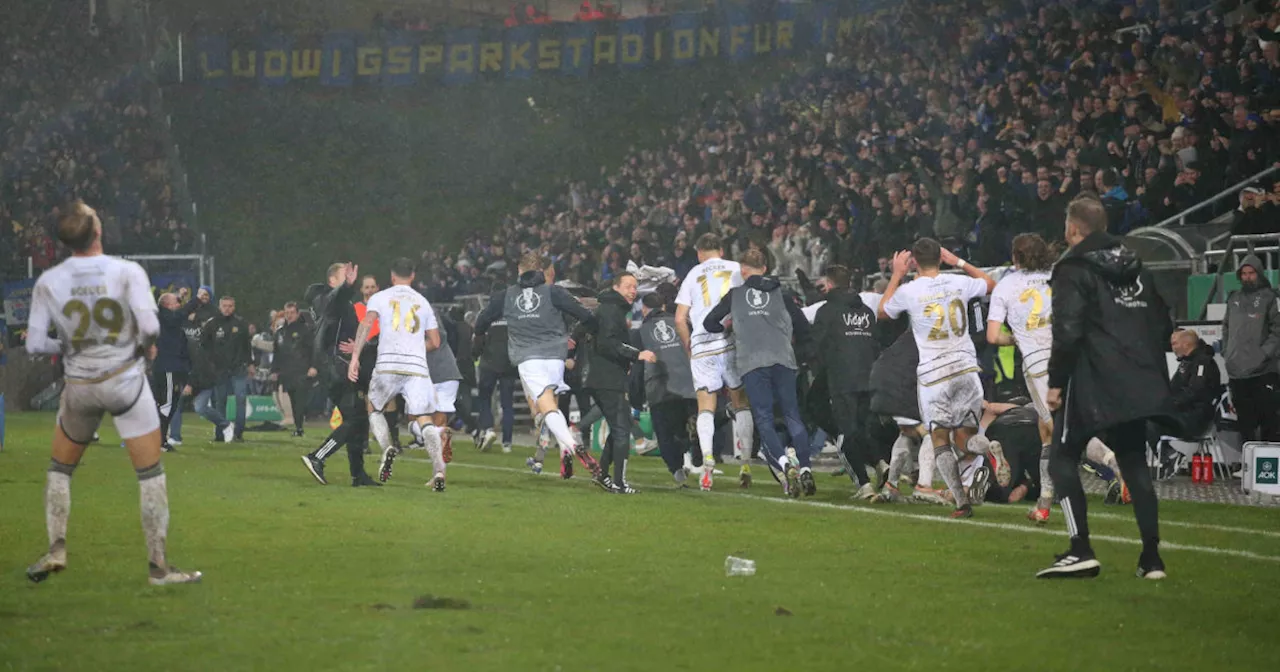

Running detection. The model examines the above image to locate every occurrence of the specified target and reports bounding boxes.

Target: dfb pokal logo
[746,288,770,310]
[1258,457,1279,485]
[516,288,541,314]
[652,319,677,344]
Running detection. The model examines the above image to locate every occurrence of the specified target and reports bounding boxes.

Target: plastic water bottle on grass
[725,556,756,577]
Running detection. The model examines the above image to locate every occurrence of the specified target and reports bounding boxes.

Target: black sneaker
[594,474,614,492]
[1137,550,1166,580]
[950,504,974,519]
[301,455,327,485]
[1104,479,1123,506]
[431,474,446,492]
[969,465,991,505]
[612,481,638,495]
[291,429,304,438]
[560,452,574,480]
[800,470,817,497]
[352,473,382,487]
[1037,550,1101,579]
[162,442,177,453]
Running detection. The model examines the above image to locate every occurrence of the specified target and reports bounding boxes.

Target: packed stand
[417,0,1280,299]
[0,1,193,281]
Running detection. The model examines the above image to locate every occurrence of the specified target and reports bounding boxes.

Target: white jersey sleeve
[882,287,908,320]
[987,280,1012,325]
[125,261,159,339]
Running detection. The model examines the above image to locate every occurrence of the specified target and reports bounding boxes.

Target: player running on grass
[350,259,448,491]
[24,201,201,586]
[878,238,1010,519]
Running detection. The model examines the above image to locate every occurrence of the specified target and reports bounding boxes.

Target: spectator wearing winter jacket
[1222,254,1280,442]
[201,296,254,441]
[153,289,199,451]
[270,302,316,437]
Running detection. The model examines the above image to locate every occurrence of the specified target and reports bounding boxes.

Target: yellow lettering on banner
[386,46,412,75]
[838,17,854,44]
[652,30,662,62]
[291,49,321,77]
[776,20,793,50]
[448,44,475,74]
[673,29,694,60]
[698,28,719,58]
[564,38,587,68]
[594,35,616,65]
[754,23,771,54]
[537,39,560,69]
[263,50,287,78]
[729,25,748,56]
[199,53,225,78]
[621,34,643,64]
[418,44,443,72]
[509,41,532,71]
[479,42,503,72]
[357,47,382,75]
[232,50,256,77]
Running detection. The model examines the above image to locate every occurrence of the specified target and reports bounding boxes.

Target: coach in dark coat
[1039,196,1176,580]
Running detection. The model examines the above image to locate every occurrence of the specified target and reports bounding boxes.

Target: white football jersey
[364,285,438,377]
[882,274,988,385]
[676,257,743,357]
[988,269,1053,376]
[29,255,157,380]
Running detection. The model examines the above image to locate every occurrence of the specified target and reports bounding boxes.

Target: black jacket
[454,318,477,386]
[200,313,254,375]
[187,331,218,392]
[1170,338,1222,438]
[271,318,315,384]
[474,290,513,375]
[584,289,641,392]
[154,297,199,375]
[869,328,920,421]
[1048,231,1178,438]
[812,288,880,394]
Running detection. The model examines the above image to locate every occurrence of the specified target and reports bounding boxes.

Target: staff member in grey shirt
[704,249,813,498]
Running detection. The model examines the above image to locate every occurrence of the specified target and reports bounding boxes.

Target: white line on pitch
[402,457,1280,563]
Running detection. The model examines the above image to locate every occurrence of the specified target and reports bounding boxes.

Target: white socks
[887,434,912,485]
[45,462,73,557]
[543,410,577,456]
[137,462,170,570]
[412,420,446,474]
[1086,437,1120,472]
[1038,444,1054,507]
[369,412,393,450]
[916,435,935,488]
[732,409,754,462]
[696,411,716,464]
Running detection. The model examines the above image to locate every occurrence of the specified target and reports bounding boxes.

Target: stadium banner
[2,279,35,327]
[187,2,871,89]
[228,395,284,422]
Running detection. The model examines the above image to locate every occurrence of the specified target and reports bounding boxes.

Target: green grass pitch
[0,411,1276,671]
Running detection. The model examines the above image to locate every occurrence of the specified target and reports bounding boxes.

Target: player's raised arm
[877,251,911,320]
[940,247,996,294]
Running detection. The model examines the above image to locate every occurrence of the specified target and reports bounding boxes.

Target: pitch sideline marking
[403,458,1280,562]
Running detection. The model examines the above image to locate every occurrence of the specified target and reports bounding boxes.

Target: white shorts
[58,363,160,442]
[369,371,436,416]
[918,372,983,431]
[1025,371,1051,423]
[518,359,569,397]
[894,416,920,428]
[434,380,459,413]
[691,350,742,394]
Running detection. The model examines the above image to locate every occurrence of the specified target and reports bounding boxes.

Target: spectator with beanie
[270,302,317,438]
[585,272,656,494]
[1222,255,1280,443]
[812,265,881,500]
[201,296,253,441]
[704,249,812,498]
[1039,196,1176,580]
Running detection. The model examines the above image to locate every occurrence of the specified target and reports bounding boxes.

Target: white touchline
[402,458,1280,562]
[1086,510,1280,539]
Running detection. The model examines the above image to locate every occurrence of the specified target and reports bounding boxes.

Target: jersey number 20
[924,299,966,341]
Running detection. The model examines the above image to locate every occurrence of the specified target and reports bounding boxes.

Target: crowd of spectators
[0,1,192,281]
[416,0,1280,303]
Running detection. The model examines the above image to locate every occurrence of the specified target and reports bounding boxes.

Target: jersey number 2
[62,298,125,351]
[1018,287,1052,330]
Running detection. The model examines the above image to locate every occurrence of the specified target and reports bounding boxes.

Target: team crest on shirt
[746,288,770,310]
[516,288,542,314]
[1112,276,1147,309]
[652,320,677,344]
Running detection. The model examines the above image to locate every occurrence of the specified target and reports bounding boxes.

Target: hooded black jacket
[812,288,880,394]
[869,328,920,421]
[1048,231,1178,439]
[1170,337,1222,437]
[584,288,641,392]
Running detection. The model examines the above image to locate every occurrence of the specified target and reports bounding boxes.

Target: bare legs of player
[536,388,599,478]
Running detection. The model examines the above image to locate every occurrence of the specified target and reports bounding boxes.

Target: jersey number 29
[62,298,125,351]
